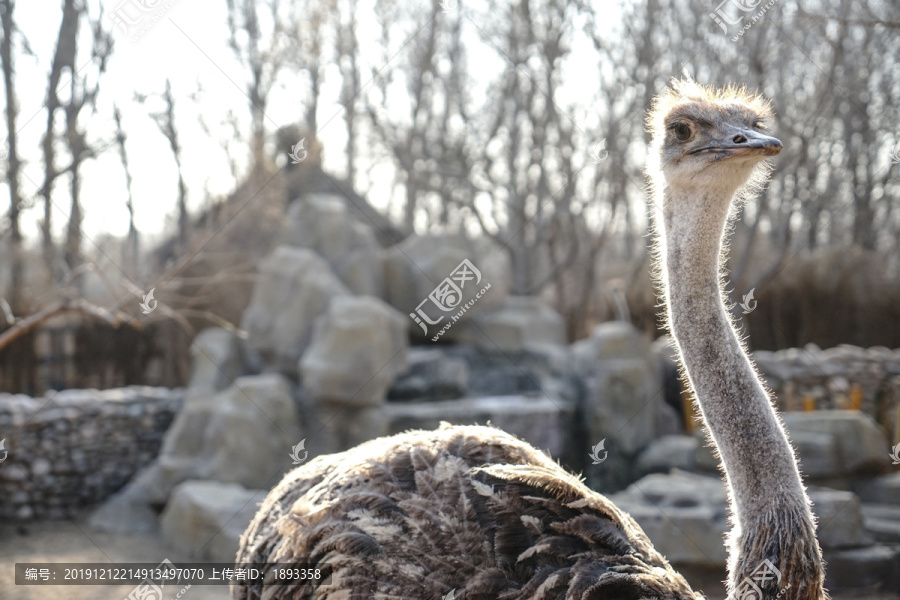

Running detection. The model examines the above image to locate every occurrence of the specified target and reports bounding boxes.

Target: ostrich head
[646,77,782,213]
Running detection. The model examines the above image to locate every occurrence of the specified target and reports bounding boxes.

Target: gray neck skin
[659,183,810,527]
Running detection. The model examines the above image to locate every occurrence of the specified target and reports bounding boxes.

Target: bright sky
[3,0,610,247]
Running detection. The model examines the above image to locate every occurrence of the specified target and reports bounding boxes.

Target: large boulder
[456,296,566,352]
[384,234,508,338]
[697,410,890,486]
[635,435,698,476]
[188,327,245,392]
[824,545,900,592]
[609,471,730,566]
[91,374,302,525]
[278,194,385,297]
[300,296,409,407]
[695,411,891,485]
[610,471,875,568]
[388,347,469,401]
[858,473,900,505]
[160,481,268,562]
[382,395,574,462]
[573,323,666,489]
[575,321,653,365]
[241,246,350,375]
[861,503,900,543]
[782,411,890,477]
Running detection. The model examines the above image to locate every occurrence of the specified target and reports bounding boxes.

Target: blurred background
[0,0,899,598]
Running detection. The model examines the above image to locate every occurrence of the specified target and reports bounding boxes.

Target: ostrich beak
[688,129,783,158]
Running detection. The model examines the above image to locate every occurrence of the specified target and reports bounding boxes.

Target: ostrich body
[233,79,827,600]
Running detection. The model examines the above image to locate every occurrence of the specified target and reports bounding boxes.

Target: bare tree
[136,80,188,253]
[112,105,138,273]
[226,0,290,168]
[0,0,25,311]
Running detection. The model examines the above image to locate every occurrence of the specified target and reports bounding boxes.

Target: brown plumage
[233,423,698,600]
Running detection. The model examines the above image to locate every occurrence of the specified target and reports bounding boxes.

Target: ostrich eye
[669,122,692,141]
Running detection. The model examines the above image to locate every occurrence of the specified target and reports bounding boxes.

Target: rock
[109,374,302,513]
[861,503,900,543]
[581,355,667,490]
[824,545,900,592]
[650,335,685,435]
[575,322,653,365]
[30,458,51,477]
[807,488,873,548]
[188,327,245,392]
[696,412,891,484]
[582,358,663,456]
[458,296,567,352]
[635,435,698,476]
[278,194,385,297]
[857,472,900,505]
[241,246,350,374]
[87,486,159,533]
[383,395,574,462]
[160,481,268,562]
[609,471,729,566]
[300,296,409,407]
[609,472,875,567]
[781,411,891,479]
[384,234,508,338]
[388,348,468,401]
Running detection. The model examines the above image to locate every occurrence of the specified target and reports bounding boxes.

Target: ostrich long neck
[659,183,809,532]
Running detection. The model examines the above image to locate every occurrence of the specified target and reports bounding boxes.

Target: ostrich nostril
[733,134,747,144]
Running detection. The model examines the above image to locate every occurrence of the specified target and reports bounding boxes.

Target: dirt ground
[2,519,898,600]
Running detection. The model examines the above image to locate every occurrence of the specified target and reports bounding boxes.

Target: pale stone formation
[241,246,350,375]
[300,295,409,407]
[382,394,574,461]
[695,411,890,486]
[456,296,566,352]
[90,374,302,531]
[383,233,509,338]
[188,327,245,392]
[634,434,699,476]
[160,480,268,563]
[610,471,879,568]
[388,347,469,401]
[572,323,669,491]
[278,194,385,297]
[858,472,900,505]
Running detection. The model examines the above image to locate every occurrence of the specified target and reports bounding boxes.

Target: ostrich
[232,78,827,600]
